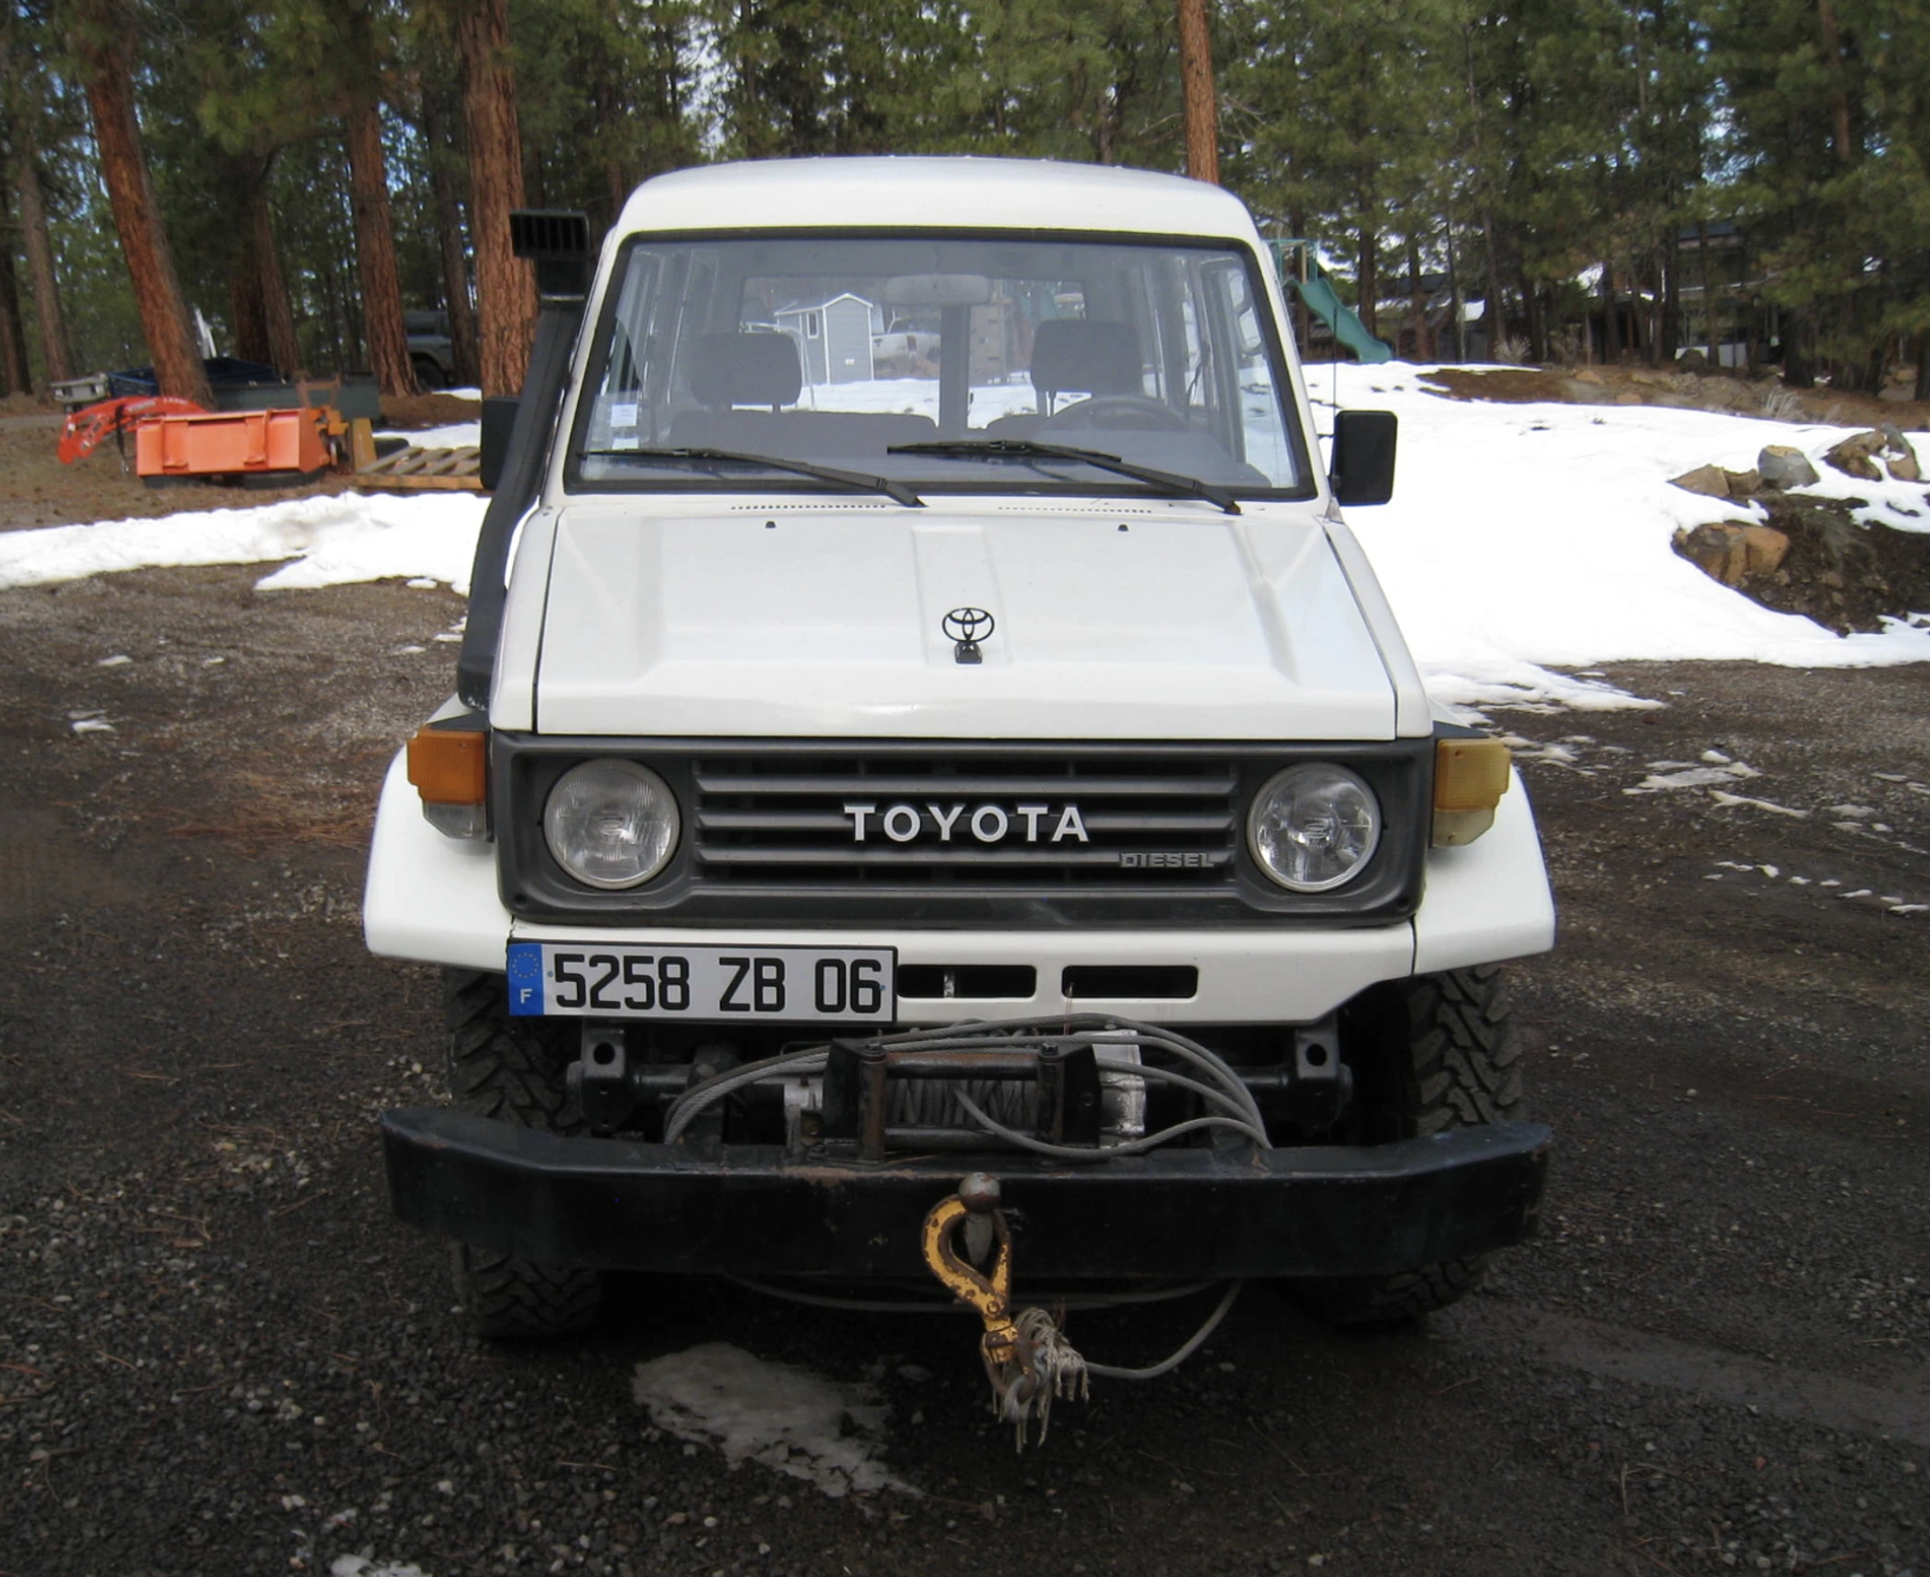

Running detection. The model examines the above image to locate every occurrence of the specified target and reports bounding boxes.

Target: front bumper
[382,1107,1550,1279]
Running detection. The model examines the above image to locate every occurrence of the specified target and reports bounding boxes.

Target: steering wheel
[1039,396,1190,434]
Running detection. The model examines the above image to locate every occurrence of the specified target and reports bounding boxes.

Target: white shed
[775,293,877,385]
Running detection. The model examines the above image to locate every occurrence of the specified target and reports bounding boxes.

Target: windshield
[568,233,1311,498]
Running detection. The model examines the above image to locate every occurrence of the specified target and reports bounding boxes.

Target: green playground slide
[1270,241,1395,364]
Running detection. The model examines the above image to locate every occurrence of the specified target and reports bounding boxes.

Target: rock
[1758,445,1819,490]
[1727,468,1763,496]
[1739,524,1791,575]
[1676,348,1711,373]
[1674,522,1791,586]
[1670,464,1731,498]
[1824,430,1885,481]
[1878,424,1920,482]
[1569,367,1606,385]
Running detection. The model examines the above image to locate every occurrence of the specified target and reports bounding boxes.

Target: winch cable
[1083,1281,1244,1381]
[660,1014,1274,1150]
[950,1088,1268,1157]
[723,1276,1221,1313]
[726,1274,1246,1384]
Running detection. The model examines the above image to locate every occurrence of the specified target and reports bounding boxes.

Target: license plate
[506,942,896,1023]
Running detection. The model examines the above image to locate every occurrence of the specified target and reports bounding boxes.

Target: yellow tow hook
[921,1172,1086,1446]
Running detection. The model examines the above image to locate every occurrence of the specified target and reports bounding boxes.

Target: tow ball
[920,1173,1087,1446]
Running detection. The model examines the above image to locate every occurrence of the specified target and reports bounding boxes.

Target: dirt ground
[1,454,1927,1577]
[1416,364,1930,431]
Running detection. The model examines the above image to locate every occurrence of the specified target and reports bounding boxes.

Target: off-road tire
[443,968,604,1338]
[1292,964,1524,1328]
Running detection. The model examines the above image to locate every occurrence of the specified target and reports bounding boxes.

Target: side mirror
[479,396,519,492]
[1330,409,1397,505]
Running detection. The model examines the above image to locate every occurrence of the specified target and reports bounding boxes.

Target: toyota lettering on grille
[842,801,1089,845]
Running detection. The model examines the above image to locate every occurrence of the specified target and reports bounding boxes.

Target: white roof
[615,157,1264,244]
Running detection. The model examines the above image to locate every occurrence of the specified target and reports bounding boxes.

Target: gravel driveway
[2,564,1925,1577]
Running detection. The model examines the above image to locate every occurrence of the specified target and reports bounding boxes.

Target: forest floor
[0,377,1926,1577]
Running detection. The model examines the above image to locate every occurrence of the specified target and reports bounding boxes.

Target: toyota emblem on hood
[943,607,995,665]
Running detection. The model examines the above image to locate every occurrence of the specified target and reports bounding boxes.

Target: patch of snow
[1825,804,1876,817]
[1700,749,1732,764]
[632,1342,910,1499]
[96,653,131,666]
[1708,791,1808,817]
[71,717,114,735]
[377,422,480,449]
[1636,765,1760,790]
[1333,363,1930,708]
[0,493,486,595]
[329,1559,431,1577]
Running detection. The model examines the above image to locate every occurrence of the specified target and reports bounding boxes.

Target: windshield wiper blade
[581,446,923,507]
[888,438,1240,515]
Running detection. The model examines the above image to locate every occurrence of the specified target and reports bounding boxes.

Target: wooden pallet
[353,443,483,491]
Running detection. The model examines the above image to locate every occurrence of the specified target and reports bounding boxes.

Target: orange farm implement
[59,393,479,492]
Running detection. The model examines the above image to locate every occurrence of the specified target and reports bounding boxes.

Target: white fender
[363,750,512,969]
[1412,768,1557,975]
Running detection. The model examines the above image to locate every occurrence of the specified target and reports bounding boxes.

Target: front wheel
[1291,965,1525,1327]
[442,968,604,1338]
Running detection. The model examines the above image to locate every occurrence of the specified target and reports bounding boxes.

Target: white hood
[526,499,1404,740]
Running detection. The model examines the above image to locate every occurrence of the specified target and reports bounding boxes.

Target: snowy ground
[7,363,1928,712]
[1318,363,1930,710]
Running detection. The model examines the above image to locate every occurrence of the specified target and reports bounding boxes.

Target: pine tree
[455,0,535,396]
[68,0,212,405]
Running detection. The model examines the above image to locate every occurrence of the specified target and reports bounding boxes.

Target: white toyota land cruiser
[367,158,1553,1381]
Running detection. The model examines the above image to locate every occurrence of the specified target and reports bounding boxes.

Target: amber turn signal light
[407,727,487,804]
[1432,737,1510,846]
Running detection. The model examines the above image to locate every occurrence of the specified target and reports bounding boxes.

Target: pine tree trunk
[1481,211,1504,359]
[1406,238,1431,362]
[345,96,417,397]
[1784,308,1813,389]
[256,184,301,378]
[1356,218,1377,340]
[229,251,270,368]
[457,0,535,396]
[1601,259,1619,360]
[421,81,480,388]
[0,226,28,394]
[1176,0,1218,185]
[1916,334,1930,403]
[73,11,211,407]
[14,141,72,384]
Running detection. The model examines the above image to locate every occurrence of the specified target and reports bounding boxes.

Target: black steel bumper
[381,1107,1550,1280]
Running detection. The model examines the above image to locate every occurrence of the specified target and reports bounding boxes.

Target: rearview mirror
[1330,409,1397,505]
[479,396,519,492]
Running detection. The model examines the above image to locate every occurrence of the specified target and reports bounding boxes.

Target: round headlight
[543,760,679,889]
[1247,764,1381,892]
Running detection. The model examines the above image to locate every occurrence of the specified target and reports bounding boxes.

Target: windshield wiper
[888,438,1241,515]
[581,446,923,508]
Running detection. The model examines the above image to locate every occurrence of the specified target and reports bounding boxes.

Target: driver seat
[1028,319,1145,415]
